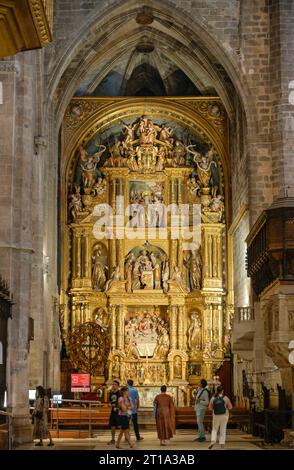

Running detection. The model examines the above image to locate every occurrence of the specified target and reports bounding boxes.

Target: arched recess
[42,0,260,394]
[45,0,257,130]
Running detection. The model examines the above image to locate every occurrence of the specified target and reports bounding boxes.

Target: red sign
[71,374,90,392]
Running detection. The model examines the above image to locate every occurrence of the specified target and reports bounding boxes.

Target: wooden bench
[50,406,111,429]
[175,407,250,431]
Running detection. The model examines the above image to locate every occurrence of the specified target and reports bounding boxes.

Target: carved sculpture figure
[186,145,219,196]
[153,327,169,358]
[162,259,170,293]
[185,249,202,291]
[69,184,83,220]
[79,144,106,189]
[174,356,182,378]
[112,356,120,378]
[92,248,107,290]
[209,194,224,221]
[188,313,202,350]
[105,266,121,291]
[171,266,184,288]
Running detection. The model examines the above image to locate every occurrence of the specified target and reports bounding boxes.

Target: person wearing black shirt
[108,380,120,445]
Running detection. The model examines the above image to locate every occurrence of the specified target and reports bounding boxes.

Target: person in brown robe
[154,385,176,445]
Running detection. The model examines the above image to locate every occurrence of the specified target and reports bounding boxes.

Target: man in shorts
[108,380,120,444]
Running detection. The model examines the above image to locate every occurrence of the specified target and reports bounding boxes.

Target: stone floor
[17,429,265,450]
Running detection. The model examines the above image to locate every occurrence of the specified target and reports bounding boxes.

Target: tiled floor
[17,429,264,450]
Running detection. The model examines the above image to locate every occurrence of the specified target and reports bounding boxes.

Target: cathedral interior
[0,0,294,447]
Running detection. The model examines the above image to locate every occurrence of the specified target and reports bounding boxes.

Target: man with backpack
[208,385,232,449]
[193,378,210,442]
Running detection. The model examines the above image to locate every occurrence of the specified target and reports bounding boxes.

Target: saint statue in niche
[174,356,182,379]
[187,313,202,351]
[92,247,107,291]
[184,249,202,291]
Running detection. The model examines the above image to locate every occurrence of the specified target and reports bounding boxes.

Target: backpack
[213,396,226,415]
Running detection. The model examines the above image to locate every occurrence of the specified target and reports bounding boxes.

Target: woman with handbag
[32,385,54,447]
[116,386,134,449]
[208,385,232,449]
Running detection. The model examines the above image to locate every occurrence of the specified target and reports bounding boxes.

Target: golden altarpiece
[60,97,233,406]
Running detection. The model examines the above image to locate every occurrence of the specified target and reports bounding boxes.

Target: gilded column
[177,305,184,350]
[117,305,124,351]
[218,304,223,347]
[213,235,218,278]
[71,304,76,329]
[171,178,176,204]
[85,303,90,322]
[178,238,183,272]
[110,305,116,350]
[72,233,77,278]
[204,231,209,278]
[208,235,212,278]
[117,239,124,275]
[76,231,82,278]
[110,239,116,269]
[111,178,116,214]
[170,239,177,271]
[170,306,177,349]
[83,232,90,278]
[217,234,222,278]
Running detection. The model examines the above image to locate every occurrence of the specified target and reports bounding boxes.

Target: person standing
[107,380,120,445]
[154,385,175,446]
[32,385,54,447]
[127,379,144,441]
[208,385,232,449]
[116,386,134,449]
[194,378,210,442]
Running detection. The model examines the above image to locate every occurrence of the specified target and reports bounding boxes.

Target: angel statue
[69,184,83,221]
[79,144,106,190]
[186,145,219,196]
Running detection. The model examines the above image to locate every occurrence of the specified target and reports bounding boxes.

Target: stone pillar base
[13,415,33,446]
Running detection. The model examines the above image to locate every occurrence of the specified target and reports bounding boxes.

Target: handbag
[35,409,43,419]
